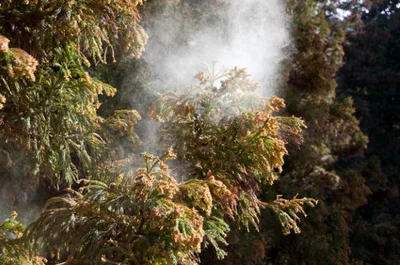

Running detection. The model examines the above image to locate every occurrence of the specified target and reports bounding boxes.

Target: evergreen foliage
[338,1,400,263]
[0,2,317,263]
[0,212,45,265]
[261,1,371,264]
[148,66,317,234]
[202,1,371,264]
[0,0,148,213]
[26,66,316,264]
[28,152,216,264]
[0,0,396,264]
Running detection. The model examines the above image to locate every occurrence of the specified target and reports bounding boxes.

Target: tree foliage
[198,1,371,264]
[261,1,371,264]
[26,65,316,264]
[0,0,148,63]
[338,1,400,264]
[149,66,317,234]
[1,0,391,265]
[29,152,217,264]
[0,212,46,265]
[0,0,148,212]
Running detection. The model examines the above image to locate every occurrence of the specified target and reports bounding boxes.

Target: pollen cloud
[141,0,290,96]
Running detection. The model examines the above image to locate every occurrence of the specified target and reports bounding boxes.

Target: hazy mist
[142,0,291,97]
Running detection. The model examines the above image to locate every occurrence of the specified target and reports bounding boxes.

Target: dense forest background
[0,0,398,264]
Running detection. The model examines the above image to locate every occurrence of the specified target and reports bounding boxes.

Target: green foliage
[0,0,148,63]
[28,152,230,264]
[265,195,318,235]
[0,212,46,265]
[256,1,371,265]
[0,0,148,193]
[1,40,112,187]
[0,1,361,264]
[26,66,317,264]
[338,1,400,264]
[149,66,317,234]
